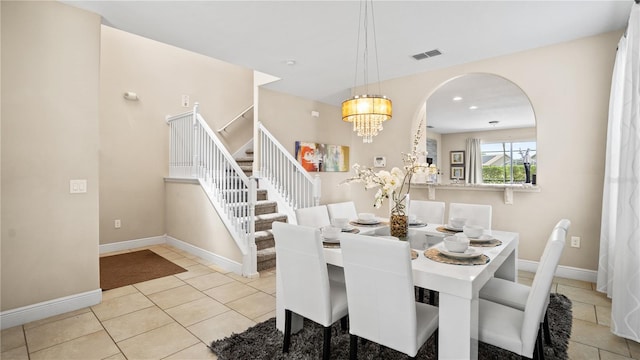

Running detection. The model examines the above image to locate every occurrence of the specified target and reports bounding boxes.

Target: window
[481,141,536,184]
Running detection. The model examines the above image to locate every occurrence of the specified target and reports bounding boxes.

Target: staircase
[236,149,287,271]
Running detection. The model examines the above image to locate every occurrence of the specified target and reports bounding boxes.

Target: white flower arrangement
[342,119,436,214]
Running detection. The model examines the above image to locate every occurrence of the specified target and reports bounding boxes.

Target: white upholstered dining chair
[295,205,331,227]
[477,220,568,359]
[409,200,445,224]
[340,233,439,358]
[480,219,570,345]
[326,201,358,221]
[448,202,492,230]
[272,222,349,360]
[294,204,345,283]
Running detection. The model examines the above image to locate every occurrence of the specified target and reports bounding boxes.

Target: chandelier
[341,0,392,144]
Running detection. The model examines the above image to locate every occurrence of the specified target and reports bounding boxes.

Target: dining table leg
[437,292,479,360]
[494,234,519,281]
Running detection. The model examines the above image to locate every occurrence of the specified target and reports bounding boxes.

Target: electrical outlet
[571,236,580,248]
[114,219,121,229]
[182,95,189,107]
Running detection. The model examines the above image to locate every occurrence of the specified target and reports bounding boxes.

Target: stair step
[226,200,277,217]
[245,149,254,155]
[255,213,287,232]
[255,200,277,215]
[235,157,254,164]
[220,189,267,202]
[255,230,274,250]
[257,247,276,271]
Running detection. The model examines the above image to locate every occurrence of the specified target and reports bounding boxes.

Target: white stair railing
[167,104,257,277]
[257,121,321,211]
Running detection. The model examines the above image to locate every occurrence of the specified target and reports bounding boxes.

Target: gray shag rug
[209,293,572,359]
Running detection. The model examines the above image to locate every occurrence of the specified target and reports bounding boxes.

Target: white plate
[409,220,425,226]
[354,219,380,225]
[341,226,356,232]
[438,244,483,259]
[443,224,464,231]
[468,235,496,242]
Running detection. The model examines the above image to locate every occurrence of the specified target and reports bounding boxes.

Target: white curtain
[466,138,482,184]
[597,3,640,342]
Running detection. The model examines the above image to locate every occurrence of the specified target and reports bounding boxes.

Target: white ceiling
[65,0,632,108]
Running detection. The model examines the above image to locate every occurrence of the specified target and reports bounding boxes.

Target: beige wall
[258,88,354,204]
[165,182,242,263]
[345,31,621,271]
[99,26,253,245]
[257,31,620,271]
[1,1,101,310]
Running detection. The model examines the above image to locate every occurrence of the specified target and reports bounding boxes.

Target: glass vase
[390,212,408,238]
[389,192,409,239]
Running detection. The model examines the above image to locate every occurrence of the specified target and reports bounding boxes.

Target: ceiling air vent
[412,49,442,61]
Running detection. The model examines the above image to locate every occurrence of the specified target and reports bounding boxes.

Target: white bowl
[322,226,341,240]
[331,218,350,229]
[358,213,375,221]
[443,235,469,253]
[449,217,467,229]
[463,225,484,238]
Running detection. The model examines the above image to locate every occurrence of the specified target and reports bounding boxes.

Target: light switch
[70,179,87,194]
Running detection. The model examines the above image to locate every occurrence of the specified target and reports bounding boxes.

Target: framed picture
[295,141,350,172]
[451,166,465,180]
[450,150,465,165]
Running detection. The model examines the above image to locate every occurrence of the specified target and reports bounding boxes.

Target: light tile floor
[1,244,638,359]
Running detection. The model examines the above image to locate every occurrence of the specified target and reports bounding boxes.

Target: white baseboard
[1,236,244,330]
[166,236,243,274]
[99,235,243,275]
[0,289,102,330]
[518,259,597,283]
[99,235,166,254]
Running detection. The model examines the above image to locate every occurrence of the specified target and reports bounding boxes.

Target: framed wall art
[451,166,465,180]
[450,150,465,165]
[294,141,350,172]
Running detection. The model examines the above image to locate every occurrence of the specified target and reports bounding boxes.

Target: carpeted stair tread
[255,200,277,215]
[257,247,276,271]
[255,230,275,251]
[235,157,254,163]
[255,214,287,232]
[256,213,288,221]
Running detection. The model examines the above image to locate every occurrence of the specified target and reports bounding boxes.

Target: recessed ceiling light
[469,105,478,110]
[453,96,463,101]
[285,60,296,66]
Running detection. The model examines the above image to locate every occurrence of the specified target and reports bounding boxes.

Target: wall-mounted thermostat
[373,156,386,168]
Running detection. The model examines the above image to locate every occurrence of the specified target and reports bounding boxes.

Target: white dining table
[275,222,519,360]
